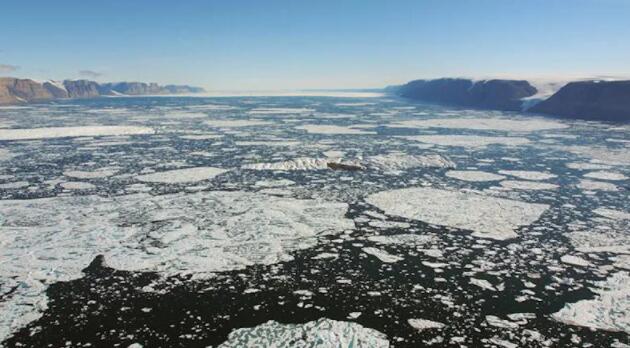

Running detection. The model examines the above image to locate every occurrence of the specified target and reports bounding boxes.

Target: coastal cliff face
[0,77,59,104]
[530,81,630,122]
[0,77,206,105]
[100,82,163,95]
[63,80,102,98]
[100,82,206,95]
[395,78,537,111]
[43,81,69,98]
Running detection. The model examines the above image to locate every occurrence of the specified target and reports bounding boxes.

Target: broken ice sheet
[366,187,548,241]
[218,318,389,347]
[0,191,354,341]
[552,272,629,333]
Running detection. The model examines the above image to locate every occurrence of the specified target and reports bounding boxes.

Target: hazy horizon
[2,0,630,90]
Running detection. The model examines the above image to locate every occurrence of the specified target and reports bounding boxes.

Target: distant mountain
[64,80,102,98]
[393,78,537,111]
[0,77,205,105]
[391,77,630,122]
[0,77,58,104]
[530,80,630,122]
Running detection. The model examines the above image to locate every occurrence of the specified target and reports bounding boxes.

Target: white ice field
[0,96,628,347]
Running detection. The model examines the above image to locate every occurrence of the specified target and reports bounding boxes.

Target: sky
[1,0,629,91]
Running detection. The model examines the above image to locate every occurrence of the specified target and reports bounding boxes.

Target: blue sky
[1,0,629,90]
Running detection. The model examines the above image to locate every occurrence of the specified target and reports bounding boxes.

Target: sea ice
[63,168,119,179]
[364,153,455,171]
[0,126,154,140]
[393,117,567,132]
[367,234,436,246]
[403,135,530,148]
[560,255,592,267]
[485,315,519,329]
[295,124,376,135]
[566,162,612,170]
[577,179,618,192]
[584,171,628,181]
[242,153,453,172]
[362,247,403,263]
[217,318,390,347]
[0,148,14,161]
[498,170,557,181]
[204,119,272,128]
[445,170,505,182]
[470,278,497,291]
[247,107,315,115]
[499,180,559,190]
[366,187,548,241]
[594,208,630,221]
[0,191,353,341]
[0,181,29,189]
[552,272,629,333]
[179,134,224,140]
[407,318,445,331]
[135,167,228,183]
[242,158,329,171]
[60,182,97,190]
[235,140,300,147]
[563,146,630,166]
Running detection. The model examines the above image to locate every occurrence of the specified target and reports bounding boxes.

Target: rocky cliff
[0,77,205,105]
[530,80,630,122]
[63,80,102,98]
[0,77,58,104]
[98,82,205,95]
[394,78,537,111]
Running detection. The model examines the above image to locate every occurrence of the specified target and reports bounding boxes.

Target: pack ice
[0,191,353,342]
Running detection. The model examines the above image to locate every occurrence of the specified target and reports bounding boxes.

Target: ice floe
[362,247,403,263]
[0,148,14,161]
[403,135,530,148]
[560,255,592,267]
[0,126,154,141]
[242,153,453,172]
[63,168,119,179]
[135,167,228,183]
[552,272,629,333]
[577,179,618,192]
[366,187,548,240]
[583,171,628,181]
[364,153,455,171]
[445,170,505,182]
[566,162,612,170]
[204,119,272,128]
[498,170,557,181]
[235,140,300,147]
[0,181,29,189]
[242,158,329,171]
[485,315,519,329]
[60,181,97,190]
[595,208,630,221]
[367,234,436,246]
[470,278,497,291]
[254,179,295,188]
[217,318,389,347]
[392,117,568,132]
[407,318,445,331]
[562,146,630,166]
[0,191,354,340]
[247,107,315,115]
[499,180,559,190]
[179,134,224,140]
[295,124,376,135]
